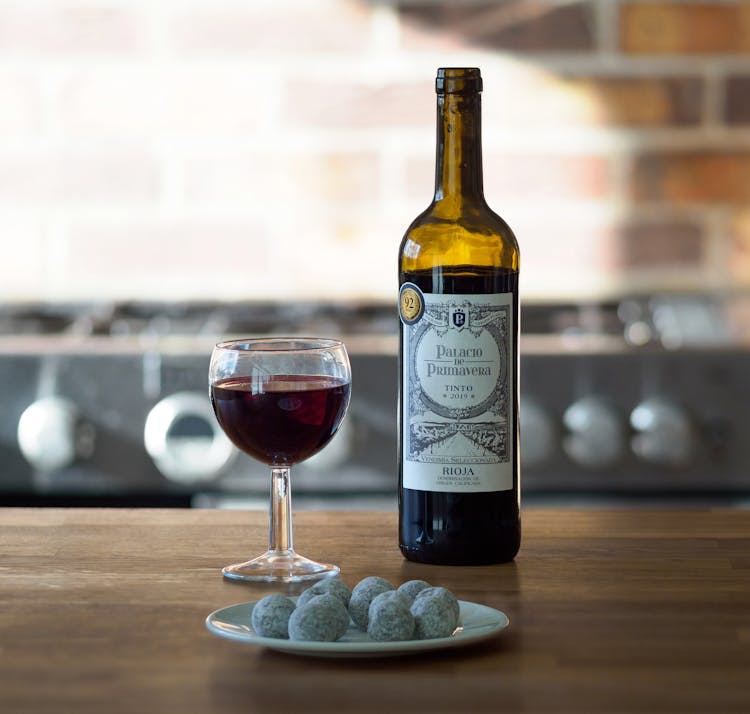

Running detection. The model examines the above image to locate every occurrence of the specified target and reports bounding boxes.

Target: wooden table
[1,507,749,713]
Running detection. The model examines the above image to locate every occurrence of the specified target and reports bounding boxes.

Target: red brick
[0,2,143,54]
[620,2,750,55]
[407,153,610,201]
[398,2,595,52]
[630,151,750,204]
[172,2,372,54]
[357,65,654,132]
[509,213,710,296]
[578,76,703,126]
[613,220,704,269]
[493,153,609,200]
[482,72,702,129]
[728,209,750,282]
[724,76,750,124]
[481,68,606,128]
[0,151,158,203]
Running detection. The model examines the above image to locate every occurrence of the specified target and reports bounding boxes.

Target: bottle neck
[433,91,484,209]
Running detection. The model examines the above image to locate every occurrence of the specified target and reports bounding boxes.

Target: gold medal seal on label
[399,284,424,325]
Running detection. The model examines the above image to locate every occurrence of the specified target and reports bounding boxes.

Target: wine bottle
[398,68,521,565]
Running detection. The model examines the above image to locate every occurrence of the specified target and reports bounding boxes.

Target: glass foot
[222,549,340,583]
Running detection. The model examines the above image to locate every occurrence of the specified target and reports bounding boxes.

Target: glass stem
[268,467,293,553]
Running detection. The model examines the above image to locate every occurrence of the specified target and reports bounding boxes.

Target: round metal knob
[563,396,625,469]
[144,392,235,483]
[630,398,693,467]
[17,397,86,471]
[520,398,556,468]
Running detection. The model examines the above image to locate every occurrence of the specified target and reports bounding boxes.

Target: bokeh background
[2,0,750,304]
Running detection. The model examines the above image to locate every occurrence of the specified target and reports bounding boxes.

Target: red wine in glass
[211,374,350,466]
[208,337,351,583]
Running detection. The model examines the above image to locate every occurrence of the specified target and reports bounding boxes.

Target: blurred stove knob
[17,397,83,471]
[520,398,556,468]
[630,398,693,467]
[563,396,625,468]
[144,392,235,483]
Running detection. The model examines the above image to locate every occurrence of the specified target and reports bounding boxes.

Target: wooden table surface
[1,507,749,713]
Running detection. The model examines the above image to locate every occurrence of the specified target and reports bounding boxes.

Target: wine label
[401,289,514,493]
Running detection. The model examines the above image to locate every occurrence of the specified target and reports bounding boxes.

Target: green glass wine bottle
[398,68,521,565]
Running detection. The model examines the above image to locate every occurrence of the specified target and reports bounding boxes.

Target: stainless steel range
[0,302,398,507]
[1,297,748,507]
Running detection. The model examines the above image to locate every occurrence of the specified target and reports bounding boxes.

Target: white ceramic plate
[205,599,509,658]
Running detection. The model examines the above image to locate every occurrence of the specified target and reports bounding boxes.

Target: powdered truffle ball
[250,594,296,639]
[289,593,350,642]
[410,587,460,640]
[368,589,410,614]
[413,586,460,621]
[349,576,394,629]
[297,577,352,609]
[367,591,415,642]
[397,579,431,604]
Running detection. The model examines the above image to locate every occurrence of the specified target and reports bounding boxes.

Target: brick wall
[1,0,749,303]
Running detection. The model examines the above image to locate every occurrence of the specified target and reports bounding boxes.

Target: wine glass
[209,337,351,583]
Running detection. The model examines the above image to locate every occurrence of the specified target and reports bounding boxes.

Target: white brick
[184,151,378,205]
[0,2,143,54]
[0,217,44,298]
[183,152,279,205]
[0,72,41,132]
[266,207,396,301]
[0,150,158,203]
[65,221,271,300]
[284,79,431,129]
[59,69,268,135]
[171,1,372,55]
